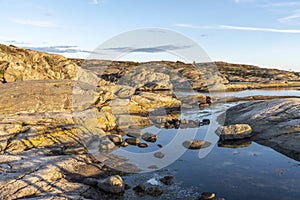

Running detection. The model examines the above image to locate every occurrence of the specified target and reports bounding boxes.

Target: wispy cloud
[279,10,300,24]
[175,23,300,33]
[233,0,254,3]
[103,45,192,53]
[262,1,300,7]
[3,40,29,45]
[11,19,56,27]
[23,45,93,54]
[89,0,103,5]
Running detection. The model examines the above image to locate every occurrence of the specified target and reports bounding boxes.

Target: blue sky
[1,0,300,71]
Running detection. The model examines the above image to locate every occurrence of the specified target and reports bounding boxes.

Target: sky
[1,0,300,71]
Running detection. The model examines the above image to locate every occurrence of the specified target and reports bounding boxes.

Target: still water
[115,89,300,199]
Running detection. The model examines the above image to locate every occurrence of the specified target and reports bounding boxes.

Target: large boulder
[220,98,300,161]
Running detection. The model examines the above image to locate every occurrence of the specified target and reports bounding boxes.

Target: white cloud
[279,10,300,24]
[262,2,300,7]
[11,19,56,27]
[89,0,103,5]
[233,0,254,3]
[175,23,300,33]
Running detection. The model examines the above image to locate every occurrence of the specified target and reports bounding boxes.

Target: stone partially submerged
[182,140,211,150]
[216,124,252,141]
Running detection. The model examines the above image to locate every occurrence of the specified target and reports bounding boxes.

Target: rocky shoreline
[1,44,300,199]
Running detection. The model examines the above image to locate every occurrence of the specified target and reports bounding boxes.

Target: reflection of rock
[220,98,300,161]
[142,132,157,142]
[216,124,252,141]
[125,137,140,145]
[159,176,174,185]
[97,175,125,194]
[182,140,211,150]
[218,139,252,148]
[138,143,148,148]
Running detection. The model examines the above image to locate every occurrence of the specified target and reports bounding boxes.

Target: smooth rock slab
[97,175,125,194]
[182,140,211,150]
[216,124,252,141]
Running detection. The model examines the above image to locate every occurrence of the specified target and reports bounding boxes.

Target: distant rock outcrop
[0,44,78,83]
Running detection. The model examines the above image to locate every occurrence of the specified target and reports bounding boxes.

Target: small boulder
[121,141,129,147]
[133,183,146,196]
[182,140,211,150]
[125,137,141,145]
[159,176,174,185]
[146,186,163,197]
[142,132,157,142]
[202,119,210,125]
[97,175,124,194]
[108,134,123,145]
[216,124,252,141]
[154,151,165,159]
[198,192,216,200]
